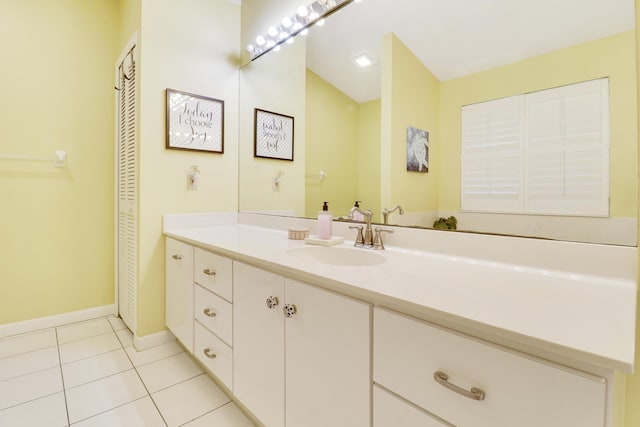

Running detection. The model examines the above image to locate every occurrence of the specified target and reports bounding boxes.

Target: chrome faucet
[348,207,373,247]
[382,205,404,225]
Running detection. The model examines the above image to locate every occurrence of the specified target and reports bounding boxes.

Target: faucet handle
[349,225,365,246]
[373,227,394,250]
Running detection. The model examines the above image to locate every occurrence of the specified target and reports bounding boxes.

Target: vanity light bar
[247,0,355,61]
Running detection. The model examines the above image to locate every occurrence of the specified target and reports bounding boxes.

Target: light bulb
[297,5,308,17]
[282,16,293,27]
[316,18,325,26]
[268,26,278,37]
[246,44,254,52]
[300,28,309,36]
[274,45,281,52]
[256,35,266,46]
[286,37,294,44]
[279,31,289,40]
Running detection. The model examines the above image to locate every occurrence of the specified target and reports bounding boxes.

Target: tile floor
[0,316,256,426]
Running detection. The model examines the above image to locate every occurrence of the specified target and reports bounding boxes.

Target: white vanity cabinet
[165,237,194,352]
[373,307,607,427]
[165,239,234,391]
[233,261,371,427]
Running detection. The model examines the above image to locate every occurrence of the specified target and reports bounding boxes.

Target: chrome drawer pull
[203,308,217,317]
[203,268,217,276]
[434,371,486,401]
[171,254,182,260]
[203,348,217,359]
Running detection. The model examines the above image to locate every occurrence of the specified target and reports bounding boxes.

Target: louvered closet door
[117,46,137,332]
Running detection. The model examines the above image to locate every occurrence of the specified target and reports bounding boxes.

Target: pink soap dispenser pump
[317,201,333,239]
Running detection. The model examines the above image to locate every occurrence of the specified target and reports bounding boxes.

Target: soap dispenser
[317,201,333,239]
[352,201,364,221]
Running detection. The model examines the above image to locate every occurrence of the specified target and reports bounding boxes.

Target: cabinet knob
[282,303,297,318]
[171,254,182,261]
[203,308,216,317]
[203,268,216,276]
[266,296,279,309]
[203,348,217,359]
[433,371,486,401]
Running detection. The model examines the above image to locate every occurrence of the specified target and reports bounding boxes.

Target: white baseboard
[0,305,116,339]
[133,329,176,351]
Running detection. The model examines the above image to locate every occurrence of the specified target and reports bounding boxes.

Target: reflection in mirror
[239,0,637,246]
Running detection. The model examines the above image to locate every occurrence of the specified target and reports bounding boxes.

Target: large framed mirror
[239,0,637,246]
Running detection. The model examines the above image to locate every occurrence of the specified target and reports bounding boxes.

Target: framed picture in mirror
[407,126,429,173]
[166,88,224,153]
[254,108,294,161]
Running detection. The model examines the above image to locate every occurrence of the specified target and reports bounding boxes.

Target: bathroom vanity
[164,212,636,427]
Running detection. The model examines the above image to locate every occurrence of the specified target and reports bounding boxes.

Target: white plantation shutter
[117,46,137,332]
[461,95,524,212]
[525,79,609,215]
[461,78,609,217]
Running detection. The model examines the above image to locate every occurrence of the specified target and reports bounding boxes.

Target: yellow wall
[305,70,360,217]
[439,31,638,218]
[625,3,640,426]
[381,33,440,221]
[136,0,240,336]
[358,100,382,217]
[0,1,119,325]
[118,0,141,48]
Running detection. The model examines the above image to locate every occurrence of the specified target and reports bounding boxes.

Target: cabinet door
[165,238,194,352]
[285,279,371,427]
[233,262,285,427]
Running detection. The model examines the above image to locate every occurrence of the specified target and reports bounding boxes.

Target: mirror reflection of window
[462,78,610,217]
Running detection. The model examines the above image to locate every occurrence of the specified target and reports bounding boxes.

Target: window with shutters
[461,78,610,217]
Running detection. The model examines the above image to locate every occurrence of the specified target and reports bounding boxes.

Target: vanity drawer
[195,321,233,391]
[194,248,233,301]
[374,385,449,427]
[373,307,606,427]
[194,284,233,346]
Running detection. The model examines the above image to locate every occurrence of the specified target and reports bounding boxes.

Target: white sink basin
[287,246,385,266]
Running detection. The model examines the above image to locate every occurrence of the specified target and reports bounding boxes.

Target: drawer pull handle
[171,254,182,261]
[203,348,217,359]
[203,308,217,317]
[266,296,279,309]
[203,269,217,276]
[434,371,486,401]
[283,303,297,318]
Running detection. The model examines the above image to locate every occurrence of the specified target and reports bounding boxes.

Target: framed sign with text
[166,88,224,153]
[254,108,294,161]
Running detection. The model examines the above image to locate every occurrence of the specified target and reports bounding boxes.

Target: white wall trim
[133,329,176,352]
[0,305,116,339]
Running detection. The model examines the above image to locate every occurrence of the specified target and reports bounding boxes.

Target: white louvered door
[116,42,137,332]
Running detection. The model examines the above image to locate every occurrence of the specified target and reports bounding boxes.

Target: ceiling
[305,0,635,103]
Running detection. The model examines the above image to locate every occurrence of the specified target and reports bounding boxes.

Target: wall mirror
[239,0,638,246]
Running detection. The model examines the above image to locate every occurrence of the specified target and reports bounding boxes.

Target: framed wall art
[166,88,224,153]
[254,108,294,161]
[407,126,429,172]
